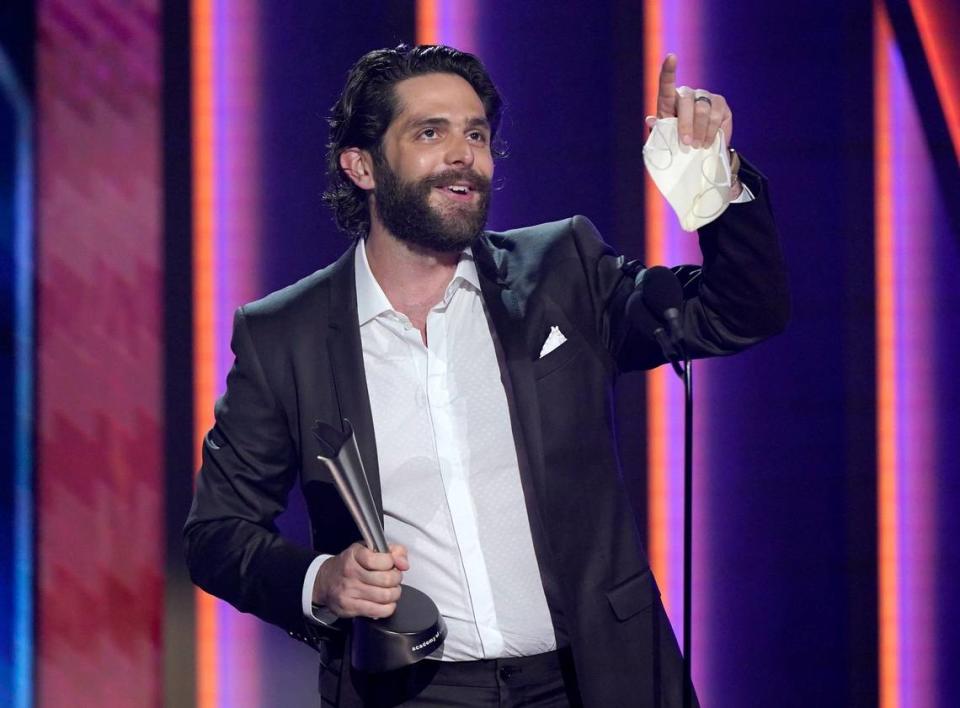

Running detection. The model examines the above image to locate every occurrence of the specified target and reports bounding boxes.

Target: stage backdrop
[7,1,958,707]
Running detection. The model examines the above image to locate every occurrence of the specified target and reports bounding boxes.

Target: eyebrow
[403,116,491,133]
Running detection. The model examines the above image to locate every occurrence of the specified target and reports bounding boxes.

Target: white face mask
[643,117,734,232]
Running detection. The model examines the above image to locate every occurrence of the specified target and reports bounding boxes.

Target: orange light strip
[643,0,671,609]
[191,0,218,706]
[874,6,899,708]
[910,0,960,164]
[416,0,439,45]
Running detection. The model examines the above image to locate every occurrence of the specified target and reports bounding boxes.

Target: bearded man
[185,44,789,707]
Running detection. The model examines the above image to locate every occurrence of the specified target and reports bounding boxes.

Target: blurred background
[1,0,958,706]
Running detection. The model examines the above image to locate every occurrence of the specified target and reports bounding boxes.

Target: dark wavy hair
[322,44,505,238]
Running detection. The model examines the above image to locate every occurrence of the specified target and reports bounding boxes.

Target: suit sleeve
[574,156,790,372]
[183,306,322,643]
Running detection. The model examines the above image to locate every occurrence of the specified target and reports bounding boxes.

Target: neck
[364,224,460,319]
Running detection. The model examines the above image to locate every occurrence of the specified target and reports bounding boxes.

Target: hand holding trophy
[312,420,447,672]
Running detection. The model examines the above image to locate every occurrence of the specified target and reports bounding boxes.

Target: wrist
[728,147,742,198]
[730,179,743,200]
[312,556,334,607]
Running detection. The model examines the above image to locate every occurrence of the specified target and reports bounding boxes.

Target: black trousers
[326,649,583,707]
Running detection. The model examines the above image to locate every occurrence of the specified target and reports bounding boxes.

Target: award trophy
[312,420,446,672]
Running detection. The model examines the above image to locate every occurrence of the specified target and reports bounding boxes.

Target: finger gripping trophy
[312,420,447,672]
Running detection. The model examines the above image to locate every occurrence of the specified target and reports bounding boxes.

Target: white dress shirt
[302,239,556,660]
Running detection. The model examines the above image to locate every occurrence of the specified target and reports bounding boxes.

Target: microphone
[626,266,686,375]
[636,265,684,345]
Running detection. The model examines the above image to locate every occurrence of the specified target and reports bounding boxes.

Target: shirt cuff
[302,554,334,621]
[732,182,755,203]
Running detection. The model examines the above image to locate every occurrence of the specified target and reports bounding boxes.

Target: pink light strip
[417,0,478,51]
[643,0,710,697]
[875,4,938,707]
[192,1,262,706]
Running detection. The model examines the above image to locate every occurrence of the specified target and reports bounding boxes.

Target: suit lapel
[473,237,573,638]
[324,244,384,518]
[473,239,548,506]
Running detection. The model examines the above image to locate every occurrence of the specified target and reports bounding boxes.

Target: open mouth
[435,183,475,202]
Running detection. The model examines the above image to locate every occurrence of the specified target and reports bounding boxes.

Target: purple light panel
[885,24,938,707]
[435,1,480,54]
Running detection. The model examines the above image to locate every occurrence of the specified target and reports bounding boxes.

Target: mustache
[420,169,492,193]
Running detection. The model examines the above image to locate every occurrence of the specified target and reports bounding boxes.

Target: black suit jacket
[185,162,789,707]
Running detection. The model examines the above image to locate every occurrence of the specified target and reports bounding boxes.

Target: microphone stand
[681,350,693,708]
[655,325,694,708]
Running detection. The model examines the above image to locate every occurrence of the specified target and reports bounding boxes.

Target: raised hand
[649,53,734,149]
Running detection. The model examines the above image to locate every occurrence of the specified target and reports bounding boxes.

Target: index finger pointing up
[657,53,679,118]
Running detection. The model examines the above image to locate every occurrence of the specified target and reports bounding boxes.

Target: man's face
[369,73,494,252]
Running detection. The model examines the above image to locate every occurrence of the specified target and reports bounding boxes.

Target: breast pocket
[532,335,584,380]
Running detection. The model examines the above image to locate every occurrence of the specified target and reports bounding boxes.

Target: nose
[444,134,475,168]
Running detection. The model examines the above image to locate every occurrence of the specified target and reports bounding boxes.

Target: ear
[339,148,376,191]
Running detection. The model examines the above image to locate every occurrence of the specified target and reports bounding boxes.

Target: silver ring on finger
[694,95,712,107]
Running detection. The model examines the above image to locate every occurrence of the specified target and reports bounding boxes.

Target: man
[185,45,789,707]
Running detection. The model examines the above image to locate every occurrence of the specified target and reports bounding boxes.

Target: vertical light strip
[0,48,34,708]
[876,4,938,706]
[874,10,899,706]
[11,76,34,708]
[191,1,218,706]
[192,2,263,706]
[643,0,671,614]
[416,0,439,44]
[417,0,478,52]
[643,0,706,652]
[891,55,937,706]
[213,5,262,703]
[441,2,479,53]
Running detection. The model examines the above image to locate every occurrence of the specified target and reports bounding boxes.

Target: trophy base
[351,584,447,673]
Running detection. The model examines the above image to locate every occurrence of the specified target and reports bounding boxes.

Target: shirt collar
[354,238,394,326]
[445,249,481,299]
[354,239,481,327]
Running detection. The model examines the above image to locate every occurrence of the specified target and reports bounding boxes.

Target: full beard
[371,160,492,253]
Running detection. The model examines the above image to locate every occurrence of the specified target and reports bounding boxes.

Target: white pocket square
[538,326,567,358]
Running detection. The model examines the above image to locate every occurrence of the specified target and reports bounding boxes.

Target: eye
[419,127,439,140]
[468,130,488,144]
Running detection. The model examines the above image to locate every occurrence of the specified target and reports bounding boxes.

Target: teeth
[447,185,469,194]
